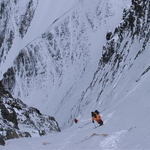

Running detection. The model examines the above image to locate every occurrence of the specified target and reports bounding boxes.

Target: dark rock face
[19,0,38,38]
[106,32,112,41]
[0,135,5,146]
[0,103,18,129]
[0,0,38,66]
[102,0,150,65]
[0,81,60,146]
[2,67,16,94]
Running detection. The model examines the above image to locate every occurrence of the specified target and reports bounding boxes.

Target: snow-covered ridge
[0,0,38,76]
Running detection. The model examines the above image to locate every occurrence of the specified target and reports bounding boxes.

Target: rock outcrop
[0,81,60,146]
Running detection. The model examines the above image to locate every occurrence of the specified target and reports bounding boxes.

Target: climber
[74,118,79,124]
[91,110,103,126]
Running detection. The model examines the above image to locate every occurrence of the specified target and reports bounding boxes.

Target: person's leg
[98,120,103,126]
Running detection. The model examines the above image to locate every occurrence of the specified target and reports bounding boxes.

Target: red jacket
[74,118,78,123]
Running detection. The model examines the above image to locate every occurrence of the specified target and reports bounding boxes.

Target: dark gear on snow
[95,110,100,114]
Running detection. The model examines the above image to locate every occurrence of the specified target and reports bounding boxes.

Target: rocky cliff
[0,81,60,146]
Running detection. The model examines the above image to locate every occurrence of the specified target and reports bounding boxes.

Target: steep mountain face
[0,0,130,119]
[64,0,150,128]
[1,0,131,130]
[1,0,150,148]
[0,0,38,75]
[0,81,60,146]
[47,0,150,129]
[90,0,150,96]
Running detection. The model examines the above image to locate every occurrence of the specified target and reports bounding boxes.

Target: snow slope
[19,0,79,50]
[0,0,79,76]
[1,0,131,129]
[1,59,150,149]
[1,0,150,149]
[0,0,38,76]
[1,99,150,150]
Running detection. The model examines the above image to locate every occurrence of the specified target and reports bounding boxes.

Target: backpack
[95,110,100,114]
[93,113,97,118]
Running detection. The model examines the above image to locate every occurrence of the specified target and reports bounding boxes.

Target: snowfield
[1,70,150,149]
[1,93,150,150]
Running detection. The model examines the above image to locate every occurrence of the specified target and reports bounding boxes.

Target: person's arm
[92,117,94,123]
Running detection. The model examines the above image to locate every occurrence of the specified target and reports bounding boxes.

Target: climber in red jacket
[74,118,79,124]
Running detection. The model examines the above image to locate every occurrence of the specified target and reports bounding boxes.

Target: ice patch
[99,130,127,149]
